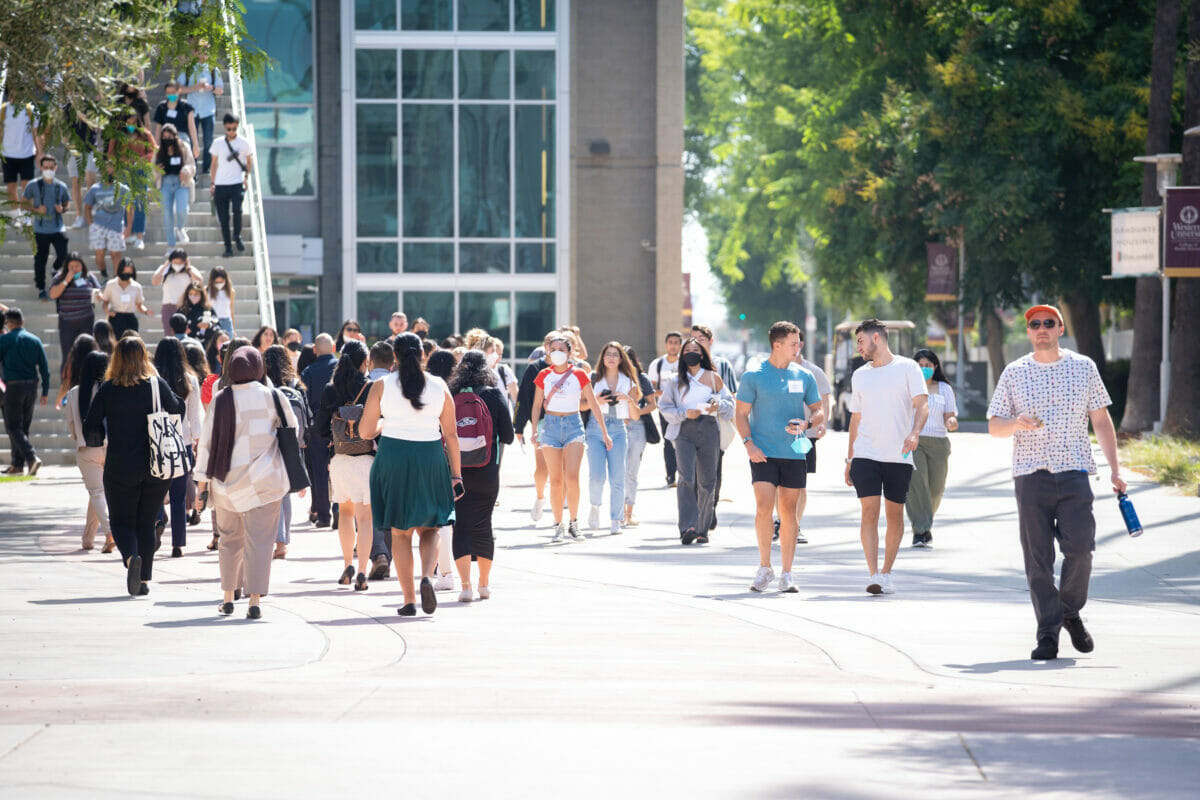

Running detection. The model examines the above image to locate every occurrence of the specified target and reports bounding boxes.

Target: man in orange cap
[987,304,1127,661]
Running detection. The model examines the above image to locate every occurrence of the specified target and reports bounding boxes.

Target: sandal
[273,545,287,559]
[338,564,355,585]
[101,539,115,554]
[206,536,219,551]
[354,572,368,591]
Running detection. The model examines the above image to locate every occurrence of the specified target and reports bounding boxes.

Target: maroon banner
[681,273,693,329]
[925,243,958,301]
[1164,187,1200,275]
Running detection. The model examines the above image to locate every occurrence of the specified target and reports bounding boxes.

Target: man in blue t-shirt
[735,321,823,594]
[22,154,71,299]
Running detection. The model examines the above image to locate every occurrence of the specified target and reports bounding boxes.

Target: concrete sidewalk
[0,432,1197,798]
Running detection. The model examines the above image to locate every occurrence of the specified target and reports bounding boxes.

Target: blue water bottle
[1118,493,1143,537]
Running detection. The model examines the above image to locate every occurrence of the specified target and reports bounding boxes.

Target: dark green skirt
[370,438,456,531]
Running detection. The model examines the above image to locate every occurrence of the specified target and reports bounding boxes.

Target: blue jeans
[132,198,145,237]
[217,317,234,336]
[624,416,647,506]
[161,174,191,247]
[275,494,292,544]
[586,416,628,522]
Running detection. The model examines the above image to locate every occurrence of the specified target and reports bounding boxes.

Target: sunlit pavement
[1,432,1197,798]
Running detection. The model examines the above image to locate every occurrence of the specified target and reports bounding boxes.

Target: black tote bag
[271,390,311,493]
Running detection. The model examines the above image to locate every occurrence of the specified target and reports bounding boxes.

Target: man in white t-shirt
[209,113,253,258]
[844,319,929,595]
[647,330,683,486]
[987,304,1126,662]
[2,100,42,222]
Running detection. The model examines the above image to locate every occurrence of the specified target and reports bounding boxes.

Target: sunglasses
[345,327,360,333]
[224,126,238,131]
[1027,319,1059,330]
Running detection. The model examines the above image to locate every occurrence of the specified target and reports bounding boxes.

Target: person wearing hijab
[194,348,298,619]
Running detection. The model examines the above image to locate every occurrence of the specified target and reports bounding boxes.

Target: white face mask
[486,352,500,368]
[188,294,201,304]
[171,262,185,272]
[213,280,225,290]
[549,350,568,366]
[42,170,56,181]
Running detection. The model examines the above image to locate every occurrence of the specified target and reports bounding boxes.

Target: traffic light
[738,313,746,321]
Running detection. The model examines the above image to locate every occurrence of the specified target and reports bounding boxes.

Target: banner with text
[925,243,958,301]
[1110,207,1160,277]
[1164,187,1200,276]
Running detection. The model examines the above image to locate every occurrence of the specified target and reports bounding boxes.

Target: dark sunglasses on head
[1027,319,1059,330]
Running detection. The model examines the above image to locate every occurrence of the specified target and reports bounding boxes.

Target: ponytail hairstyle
[78,350,111,420]
[393,332,426,410]
[331,339,368,401]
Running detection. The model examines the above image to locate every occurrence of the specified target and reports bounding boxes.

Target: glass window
[515,242,554,273]
[460,291,512,343]
[357,291,399,340]
[403,291,455,335]
[357,50,398,99]
[243,1,313,103]
[459,104,510,238]
[245,107,314,145]
[403,242,453,273]
[261,147,317,196]
[357,104,398,235]
[402,0,451,30]
[515,291,556,357]
[287,297,317,342]
[458,0,508,31]
[402,104,454,237]
[358,242,399,273]
[402,50,453,100]
[460,243,510,274]
[514,105,554,238]
[458,51,510,100]
[514,51,554,100]
[514,0,554,31]
[356,0,396,30]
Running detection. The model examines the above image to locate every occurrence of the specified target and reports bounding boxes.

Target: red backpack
[454,388,494,468]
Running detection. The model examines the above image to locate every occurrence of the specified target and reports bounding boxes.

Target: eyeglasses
[345,327,360,333]
[1027,319,1059,330]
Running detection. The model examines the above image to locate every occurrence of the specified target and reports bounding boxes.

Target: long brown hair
[207,266,234,301]
[675,337,716,395]
[105,335,156,387]
[590,341,642,403]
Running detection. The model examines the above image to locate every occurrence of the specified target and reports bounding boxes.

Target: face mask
[119,273,132,281]
[287,342,302,353]
[681,352,702,368]
[188,294,201,304]
[921,366,935,380]
[213,280,225,289]
[166,94,179,103]
[126,125,136,133]
[171,262,185,272]
[486,352,500,368]
[162,138,174,146]
[549,350,569,366]
[42,169,56,181]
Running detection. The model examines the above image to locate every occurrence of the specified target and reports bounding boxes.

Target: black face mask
[119,273,133,281]
[681,352,703,368]
[286,342,302,352]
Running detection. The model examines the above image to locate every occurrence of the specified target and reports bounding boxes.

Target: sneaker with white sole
[477,585,491,600]
[880,573,895,594]
[433,573,455,591]
[132,237,145,250]
[866,574,883,595]
[177,227,190,243]
[588,505,600,530]
[550,523,564,542]
[530,496,545,522]
[458,587,473,602]
[750,565,776,592]
[778,572,798,593]
[71,216,86,229]
[568,520,584,541]
[610,519,621,534]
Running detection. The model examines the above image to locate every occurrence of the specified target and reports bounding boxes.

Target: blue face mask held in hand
[791,435,812,455]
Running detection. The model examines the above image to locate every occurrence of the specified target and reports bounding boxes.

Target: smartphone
[453,480,466,501]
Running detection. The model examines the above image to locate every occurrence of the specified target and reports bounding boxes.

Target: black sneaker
[126,555,142,596]
[154,518,165,551]
[796,530,807,544]
[772,518,780,542]
[681,528,698,545]
[246,605,262,620]
[912,533,926,548]
[222,247,234,258]
[235,237,245,252]
[1063,618,1094,653]
[369,554,390,581]
[1031,636,1058,660]
[37,290,48,301]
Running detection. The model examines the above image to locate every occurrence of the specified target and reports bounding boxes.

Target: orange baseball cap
[1024,304,1064,323]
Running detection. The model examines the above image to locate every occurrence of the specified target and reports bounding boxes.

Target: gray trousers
[673,416,719,535]
[1014,470,1095,641]
[76,445,110,547]
[905,435,951,534]
[217,499,284,596]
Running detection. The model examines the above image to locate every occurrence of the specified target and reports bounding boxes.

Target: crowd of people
[0,295,1129,660]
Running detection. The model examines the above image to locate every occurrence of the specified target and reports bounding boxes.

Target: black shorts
[2,155,34,183]
[805,438,817,474]
[849,458,914,504]
[750,457,808,489]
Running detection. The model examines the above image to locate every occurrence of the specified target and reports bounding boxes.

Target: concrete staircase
[0,192,265,465]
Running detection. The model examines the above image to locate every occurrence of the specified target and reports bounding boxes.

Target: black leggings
[452,463,499,561]
[104,473,170,581]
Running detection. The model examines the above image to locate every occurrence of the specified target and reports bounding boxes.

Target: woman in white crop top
[361,333,462,617]
[529,335,612,542]
[585,342,643,534]
[905,350,958,549]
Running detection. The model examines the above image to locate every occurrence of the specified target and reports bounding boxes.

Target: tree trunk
[1166,0,1200,438]
[1122,0,1180,433]
[985,307,1006,385]
[1062,291,1106,371]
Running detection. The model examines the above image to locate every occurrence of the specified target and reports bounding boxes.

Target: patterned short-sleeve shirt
[987,349,1111,477]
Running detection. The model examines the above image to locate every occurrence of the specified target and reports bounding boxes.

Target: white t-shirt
[211,287,232,318]
[986,349,1111,477]
[379,373,447,442]
[159,265,194,305]
[920,382,958,438]
[209,135,252,186]
[101,278,146,313]
[648,354,680,389]
[847,356,928,465]
[535,367,590,414]
[593,373,634,420]
[1,103,37,158]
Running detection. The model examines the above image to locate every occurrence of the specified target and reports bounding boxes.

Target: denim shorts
[538,413,586,449]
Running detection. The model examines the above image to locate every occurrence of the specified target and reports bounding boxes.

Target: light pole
[1132,152,1180,431]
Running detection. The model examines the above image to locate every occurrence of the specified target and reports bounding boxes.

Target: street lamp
[1132,152,1181,431]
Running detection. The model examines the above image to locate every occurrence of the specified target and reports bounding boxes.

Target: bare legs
[755,483,799,571]
[858,496,904,575]
[455,555,493,592]
[533,445,548,500]
[541,443,583,524]
[336,499,373,576]
[391,526,439,605]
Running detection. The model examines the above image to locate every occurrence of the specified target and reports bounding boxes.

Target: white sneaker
[132,237,145,250]
[530,496,545,522]
[549,523,564,542]
[750,565,775,592]
[71,216,86,229]
[458,587,474,603]
[867,574,883,595]
[433,573,455,591]
[477,585,490,600]
[588,505,600,530]
[610,519,621,535]
[778,572,798,593]
[880,573,896,594]
[177,227,190,243]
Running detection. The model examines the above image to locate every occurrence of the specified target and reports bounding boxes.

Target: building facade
[247,0,682,360]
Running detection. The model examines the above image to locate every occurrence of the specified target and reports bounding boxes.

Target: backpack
[278,384,313,447]
[332,381,374,456]
[454,387,494,468]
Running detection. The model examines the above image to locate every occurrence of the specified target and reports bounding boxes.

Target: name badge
[120,293,131,304]
[170,157,181,165]
[787,380,805,393]
[74,278,88,288]
[166,109,177,118]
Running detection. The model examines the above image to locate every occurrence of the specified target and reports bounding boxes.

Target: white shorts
[66,152,98,178]
[329,453,374,505]
[88,224,125,252]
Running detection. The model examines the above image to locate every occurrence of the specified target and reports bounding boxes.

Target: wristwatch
[742,436,752,444]
[844,458,853,464]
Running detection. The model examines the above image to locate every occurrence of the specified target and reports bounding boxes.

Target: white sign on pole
[1111,207,1160,277]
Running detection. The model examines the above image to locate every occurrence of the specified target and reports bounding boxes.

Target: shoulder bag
[271,390,311,493]
[331,380,374,456]
[147,378,193,481]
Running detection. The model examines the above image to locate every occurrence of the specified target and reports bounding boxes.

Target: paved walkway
[0,432,1197,798]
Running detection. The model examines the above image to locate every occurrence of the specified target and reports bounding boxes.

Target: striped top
[52,273,101,322]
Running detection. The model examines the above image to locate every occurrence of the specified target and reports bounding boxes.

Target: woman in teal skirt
[360,333,463,616]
